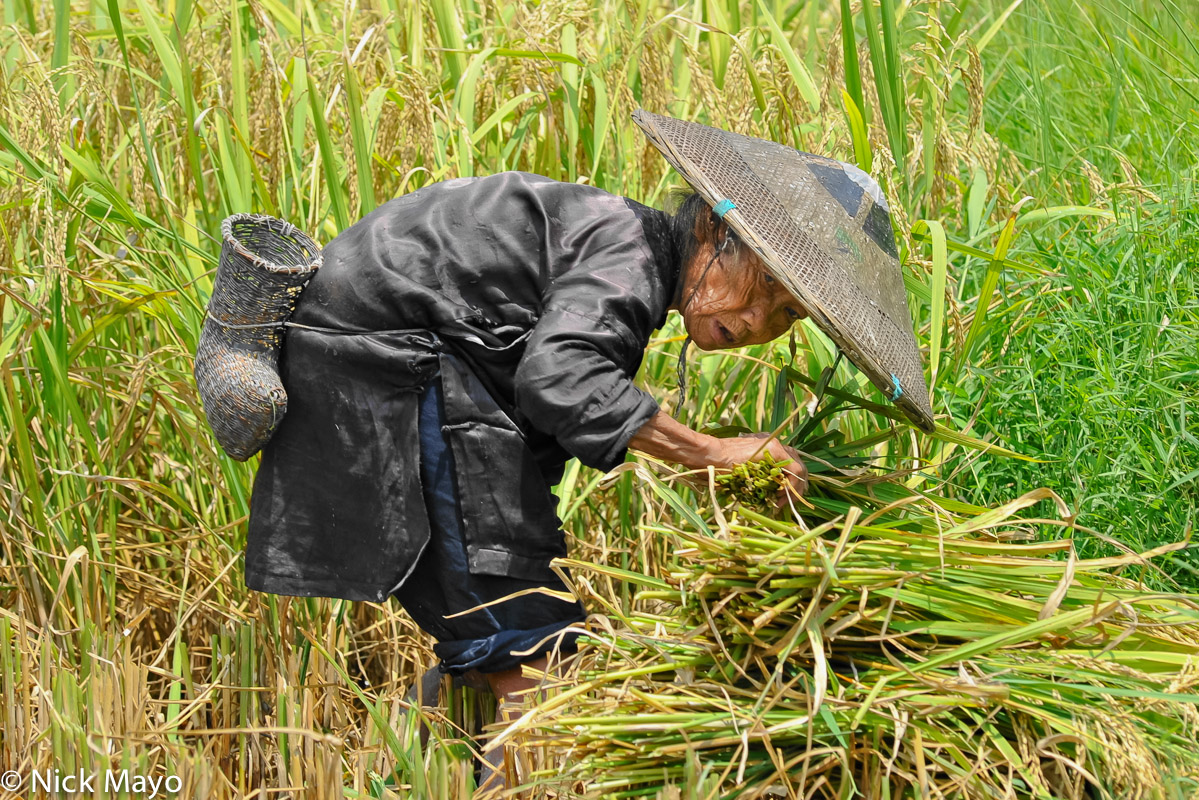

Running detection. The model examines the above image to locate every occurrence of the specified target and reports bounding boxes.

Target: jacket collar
[622,198,683,330]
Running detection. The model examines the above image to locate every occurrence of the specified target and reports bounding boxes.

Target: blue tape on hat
[712,198,737,218]
[890,374,904,402]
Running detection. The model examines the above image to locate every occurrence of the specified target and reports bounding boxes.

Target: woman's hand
[713,433,809,505]
[626,412,809,504]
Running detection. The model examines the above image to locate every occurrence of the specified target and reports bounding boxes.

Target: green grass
[944,0,1199,580]
[981,0,1199,196]
[953,193,1199,573]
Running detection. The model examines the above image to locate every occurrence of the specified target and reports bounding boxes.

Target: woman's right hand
[714,433,809,503]
[626,411,808,503]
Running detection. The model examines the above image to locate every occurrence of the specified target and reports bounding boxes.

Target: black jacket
[244,172,683,601]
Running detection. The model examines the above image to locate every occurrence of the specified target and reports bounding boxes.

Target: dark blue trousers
[391,370,586,675]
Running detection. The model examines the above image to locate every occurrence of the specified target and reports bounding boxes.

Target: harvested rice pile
[504,466,1199,799]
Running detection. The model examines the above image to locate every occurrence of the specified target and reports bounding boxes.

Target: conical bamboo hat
[633,109,935,433]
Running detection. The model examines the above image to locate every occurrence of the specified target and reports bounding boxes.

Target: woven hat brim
[633,109,935,433]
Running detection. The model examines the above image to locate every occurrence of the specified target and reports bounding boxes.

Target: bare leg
[474,656,550,799]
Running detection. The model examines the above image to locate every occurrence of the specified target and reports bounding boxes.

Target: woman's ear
[690,207,711,247]
[715,220,739,257]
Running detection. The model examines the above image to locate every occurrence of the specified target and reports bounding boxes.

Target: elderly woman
[230,110,932,792]
[245,175,808,657]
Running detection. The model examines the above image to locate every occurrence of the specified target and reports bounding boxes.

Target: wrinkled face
[677,228,809,351]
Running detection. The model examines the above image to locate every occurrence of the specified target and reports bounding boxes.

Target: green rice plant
[714,451,791,508]
[950,194,1199,576]
[945,0,1199,580]
[513,468,1199,798]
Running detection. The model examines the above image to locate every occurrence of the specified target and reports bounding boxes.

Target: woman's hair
[666,188,742,270]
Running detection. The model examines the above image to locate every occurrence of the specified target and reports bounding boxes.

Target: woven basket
[194,214,322,461]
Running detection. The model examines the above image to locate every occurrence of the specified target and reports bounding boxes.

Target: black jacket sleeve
[512,202,668,472]
[514,307,660,472]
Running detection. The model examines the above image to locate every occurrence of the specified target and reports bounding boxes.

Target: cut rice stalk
[516,469,1199,799]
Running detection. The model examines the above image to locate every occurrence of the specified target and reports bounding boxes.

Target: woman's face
[675,228,808,351]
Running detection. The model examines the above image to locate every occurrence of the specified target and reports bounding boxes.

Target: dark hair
[666,188,742,270]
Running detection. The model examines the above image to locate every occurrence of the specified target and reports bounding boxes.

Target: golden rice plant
[500,463,1199,798]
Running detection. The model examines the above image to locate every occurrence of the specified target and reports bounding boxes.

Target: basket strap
[205,311,411,337]
[205,315,285,331]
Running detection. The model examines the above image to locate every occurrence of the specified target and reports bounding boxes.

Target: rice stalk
[512,466,1199,798]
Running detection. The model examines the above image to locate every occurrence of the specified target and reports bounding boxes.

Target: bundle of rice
[502,467,1199,799]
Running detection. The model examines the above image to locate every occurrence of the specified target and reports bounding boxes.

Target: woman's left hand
[626,411,808,506]
[725,432,809,507]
